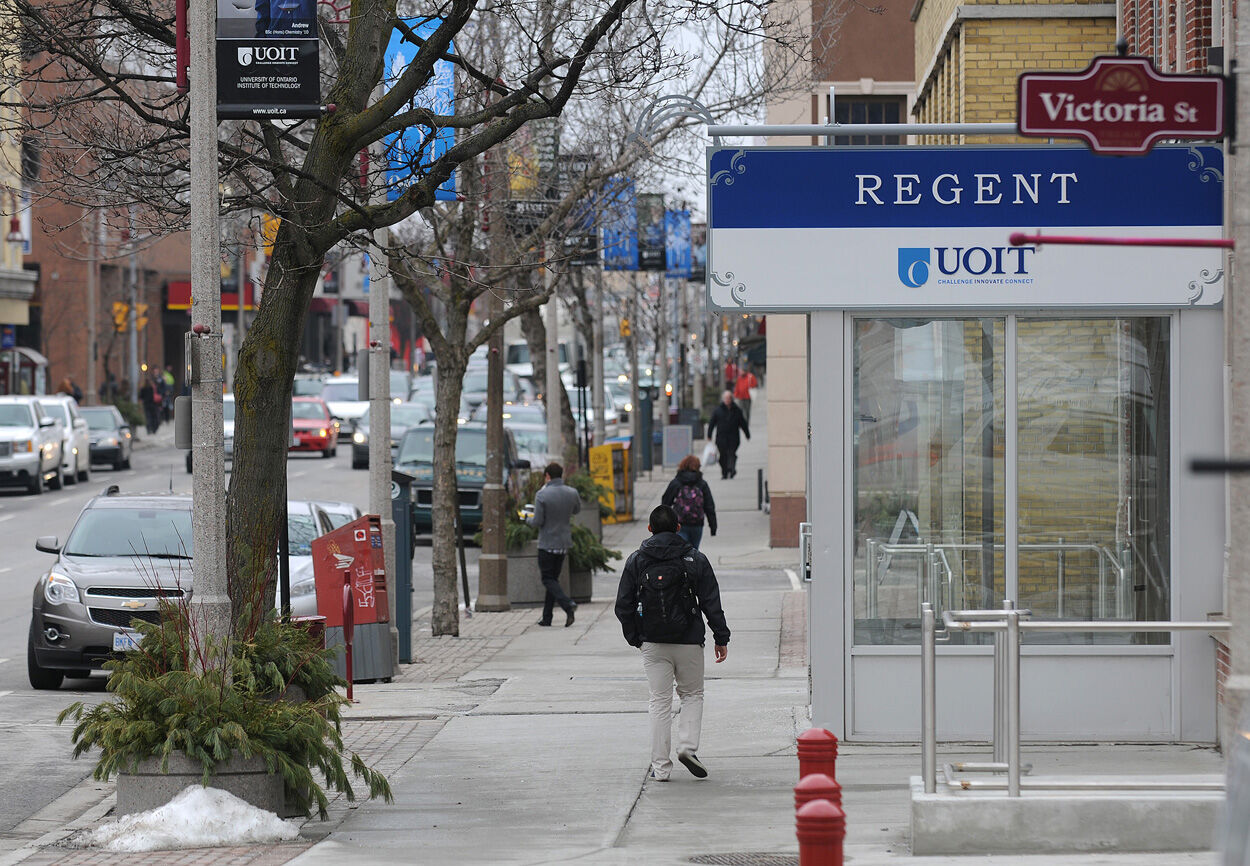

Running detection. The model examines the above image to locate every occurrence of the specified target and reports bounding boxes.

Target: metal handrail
[920,602,1231,796]
[867,539,1127,619]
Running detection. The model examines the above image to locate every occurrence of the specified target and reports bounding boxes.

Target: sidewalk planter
[573,505,602,541]
[507,539,571,606]
[116,754,283,816]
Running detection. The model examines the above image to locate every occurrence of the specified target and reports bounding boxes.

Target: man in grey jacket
[527,462,582,626]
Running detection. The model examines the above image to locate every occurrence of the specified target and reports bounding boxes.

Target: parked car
[395,422,528,534]
[185,393,235,473]
[320,376,368,437]
[460,367,525,411]
[351,401,432,469]
[28,488,193,689]
[507,423,551,469]
[290,397,339,458]
[0,396,64,494]
[39,394,91,484]
[292,374,325,397]
[505,341,570,382]
[313,499,362,530]
[79,405,133,470]
[287,500,335,618]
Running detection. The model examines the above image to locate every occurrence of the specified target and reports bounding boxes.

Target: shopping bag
[701,441,718,466]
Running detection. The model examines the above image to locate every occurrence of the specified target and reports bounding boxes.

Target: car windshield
[291,401,326,420]
[80,408,119,431]
[321,382,359,402]
[323,510,357,530]
[293,378,323,396]
[223,399,236,422]
[502,405,545,424]
[391,404,430,427]
[397,428,487,465]
[463,370,488,392]
[64,506,194,558]
[506,345,530,365]
[0,404,33,427]
[287,512,322,556]
[509,428,547,455]
[389,371,409,397]
[44,403,70,425]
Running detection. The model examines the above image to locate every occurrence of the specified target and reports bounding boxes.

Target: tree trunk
[226,240,321,623]
[430,351,469,636]
[520,307,578,467]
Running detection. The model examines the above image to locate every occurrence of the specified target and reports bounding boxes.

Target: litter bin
[677,407,701,442]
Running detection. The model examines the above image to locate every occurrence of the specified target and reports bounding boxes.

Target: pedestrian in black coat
[706,391,750,479]
[661,455,717,549]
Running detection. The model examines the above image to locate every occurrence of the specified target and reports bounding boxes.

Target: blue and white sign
[665,209,691,278]
[384,18,456,203]
[603,178,638,271]
[707,146,1225,310]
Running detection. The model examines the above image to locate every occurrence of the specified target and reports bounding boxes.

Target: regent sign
[1018,57,1225,155]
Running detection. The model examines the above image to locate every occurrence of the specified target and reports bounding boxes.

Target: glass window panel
[853,318,1005,646]
[1016,318,1170,644]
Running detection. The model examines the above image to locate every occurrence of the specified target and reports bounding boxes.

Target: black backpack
[638,556,699,642]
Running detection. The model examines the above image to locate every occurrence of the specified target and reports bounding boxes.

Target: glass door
[852,316,1171,648]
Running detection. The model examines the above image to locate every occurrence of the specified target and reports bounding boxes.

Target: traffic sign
[1018,56,1225,155]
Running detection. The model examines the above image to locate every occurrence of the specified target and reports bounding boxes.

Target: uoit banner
[217,0,321,118]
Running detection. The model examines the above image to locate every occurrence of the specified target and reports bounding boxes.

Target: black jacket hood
[638,531,691,561]
[675,469,703,485]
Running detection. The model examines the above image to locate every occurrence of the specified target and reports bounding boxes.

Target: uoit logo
[237,46,253,66]
[897,246,1036,287]
[898,248,930,288]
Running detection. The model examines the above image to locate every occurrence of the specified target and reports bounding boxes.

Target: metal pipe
[866,538,878,618]
[921,602,936,794]
[1006,606,1021,796]
[947,619,1228,633]
[707,122,1017,138]
[993,622,1004,763]
[1057,536,1066,618]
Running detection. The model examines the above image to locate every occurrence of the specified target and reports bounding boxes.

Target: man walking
[527,462,582,627]
[707,390,750,479]
[732,364,758,423]
[615,505,730,781]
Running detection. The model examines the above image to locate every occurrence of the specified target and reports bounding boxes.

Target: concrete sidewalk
[7,386,1228,865]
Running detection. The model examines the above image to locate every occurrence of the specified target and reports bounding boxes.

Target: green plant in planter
[566,469,613,520]
[568,523,622,574]
[57,598,392,819]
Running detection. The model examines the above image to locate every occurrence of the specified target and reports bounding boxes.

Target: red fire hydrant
[797,727,838,781]
[795,772,843,811]
[796,798,845,866]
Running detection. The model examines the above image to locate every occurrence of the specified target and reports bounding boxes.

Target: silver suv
[28,488,193,689]
[0,396,65,494]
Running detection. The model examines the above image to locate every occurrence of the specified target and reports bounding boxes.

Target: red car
[290,397,339,458]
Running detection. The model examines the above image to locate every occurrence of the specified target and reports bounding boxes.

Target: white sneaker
[648,769,669,782]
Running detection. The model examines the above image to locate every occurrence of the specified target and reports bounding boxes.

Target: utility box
[310,514,392,682]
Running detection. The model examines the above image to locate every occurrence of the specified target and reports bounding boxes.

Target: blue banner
[384,18,457,203]
[602,178,638,271]
[709,146,1223,230]
[665,210,691,278]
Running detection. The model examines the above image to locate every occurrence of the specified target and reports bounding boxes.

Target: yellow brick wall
[913,12,1116,143]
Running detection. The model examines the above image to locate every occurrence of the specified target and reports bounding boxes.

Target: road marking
[784,568,802,592]
[289,471,307,479]
[0,567,11,574]
[0,514,14,523]
[0,691,10,698]
[0,658,9,665]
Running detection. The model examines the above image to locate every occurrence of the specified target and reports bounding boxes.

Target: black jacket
[614,532,731,648]
[707,401,749,450]
[661,469,717,534]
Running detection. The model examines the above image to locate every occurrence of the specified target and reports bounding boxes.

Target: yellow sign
[589,443,633,524]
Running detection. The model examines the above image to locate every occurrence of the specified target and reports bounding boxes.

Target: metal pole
[187,0,229,662]
[367,126,398,673]
[1006,605,1022,797]
[545,257,563,463]
[127,206,139,403]
[628,276,640,480]
[1056,537,1066,619]
[85,208,97,403]
[921,602,937,794]
[657,277,668,430]
[592,266,605,444]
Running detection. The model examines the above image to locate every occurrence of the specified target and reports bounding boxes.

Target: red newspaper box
[310,514,390,627]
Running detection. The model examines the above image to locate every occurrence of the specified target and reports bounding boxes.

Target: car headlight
[44,573,80,605]
[101,436,118,447]
[353,431,367,444]
[291,578,316,597]
[13,439,32,453]
[318,428,329,438]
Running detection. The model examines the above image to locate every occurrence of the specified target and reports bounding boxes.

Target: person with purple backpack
[661,454,717,550]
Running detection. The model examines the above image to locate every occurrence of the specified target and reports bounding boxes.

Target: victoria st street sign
[1018,56,1225,155]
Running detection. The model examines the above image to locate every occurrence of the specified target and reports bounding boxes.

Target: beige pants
[640,642,705,778]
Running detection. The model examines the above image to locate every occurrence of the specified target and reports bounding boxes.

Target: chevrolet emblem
[121,600,146,609]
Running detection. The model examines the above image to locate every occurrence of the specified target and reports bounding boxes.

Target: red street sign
[1018,56,1225,155]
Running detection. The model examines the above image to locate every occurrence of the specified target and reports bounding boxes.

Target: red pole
[342,568,355,701]
[797,728,838,780]
[795,772,843,811]
[796,798,845,866]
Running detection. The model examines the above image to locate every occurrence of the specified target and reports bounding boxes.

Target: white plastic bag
[701,441,718,466]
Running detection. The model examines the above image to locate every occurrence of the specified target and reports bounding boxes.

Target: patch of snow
[79,786,299,851]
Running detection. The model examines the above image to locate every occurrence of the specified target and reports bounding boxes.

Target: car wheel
[65,669,91,679]
[322,445,333,459]
[123,450,132,470]
[78,454,90,482]
[63,460,76,485]
[352,457,366,469]
[27,464,44,495]
[27,626,63,690]
[186,452,192,474]
[114,457,125,471]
